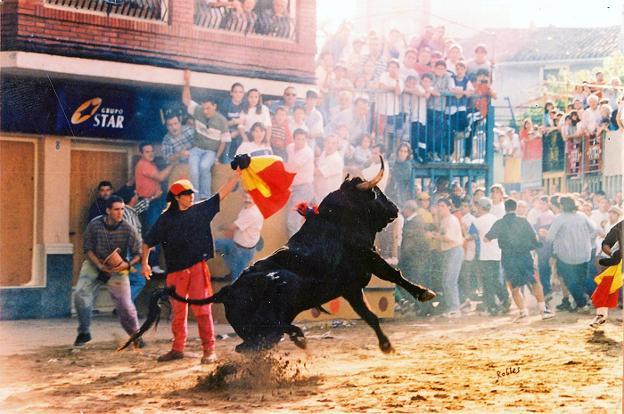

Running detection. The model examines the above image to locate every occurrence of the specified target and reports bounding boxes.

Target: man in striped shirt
[73,196,142,347]
[161,112,194,186]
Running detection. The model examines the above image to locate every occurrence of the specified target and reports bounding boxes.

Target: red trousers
[166,261,215,353]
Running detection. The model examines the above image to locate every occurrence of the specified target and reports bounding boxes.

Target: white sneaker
[513,312,529,323]
[541,309,555,320]
[151,266,166,274]
[589,314,606,329]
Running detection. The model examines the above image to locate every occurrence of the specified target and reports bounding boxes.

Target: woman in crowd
[239,88,272,143]
[236,122,273,157]
[387,142,414,209]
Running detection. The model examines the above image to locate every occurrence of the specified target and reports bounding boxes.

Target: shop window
[194,0,295,40]
[45,0,168,22]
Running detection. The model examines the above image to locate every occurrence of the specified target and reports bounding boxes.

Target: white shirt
[236,141,273,157]
[439,214,463,251]
[233,205,264,248]
[473,212,501,261]
[376,72,403,116]
[286,144,314,186]
[314,151,344,202]
[491,201,505,219]
[241,105,272,132]
[581,106,602,134]
[401,85,427,123]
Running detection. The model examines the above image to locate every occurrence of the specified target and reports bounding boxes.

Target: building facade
[0,0,317,319]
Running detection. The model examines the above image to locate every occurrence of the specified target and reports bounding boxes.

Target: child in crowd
[402,73,430,162]
[345,133,372,174]
[270,107,292,160]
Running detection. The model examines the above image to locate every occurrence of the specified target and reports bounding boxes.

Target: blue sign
[55,85,134,139]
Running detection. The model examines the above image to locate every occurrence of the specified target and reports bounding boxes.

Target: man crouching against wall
[73,195,143,348]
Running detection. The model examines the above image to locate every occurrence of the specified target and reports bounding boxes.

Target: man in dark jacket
[486,199,555,322]
[397,200,433,315]
[86,181,113,223]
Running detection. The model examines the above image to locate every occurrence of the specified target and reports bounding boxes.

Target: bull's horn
[356,155,384,191]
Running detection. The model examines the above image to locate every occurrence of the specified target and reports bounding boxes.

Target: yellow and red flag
[240,155,295,218]
[592,260,622,308]
[594,260,623,294]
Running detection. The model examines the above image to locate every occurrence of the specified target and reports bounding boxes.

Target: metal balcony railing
[324,89,493,165]
[193,1,295,40]
[45,0,168,22]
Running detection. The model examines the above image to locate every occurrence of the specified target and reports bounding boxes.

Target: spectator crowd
[74,18,623,353]
[494,70,624,178]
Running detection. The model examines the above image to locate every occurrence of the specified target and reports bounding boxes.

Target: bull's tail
[117,286,226,352]
[168,288,225,306]
[117,286,173,351]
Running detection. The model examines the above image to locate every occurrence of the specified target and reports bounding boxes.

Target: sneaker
[133,337,146,349]
[589,314,606,329]
[157,350,184,362]
[556,297,572,312]
[73,333,92,347]
[151,266,166,275]
[512,312,529,323]
[541,309,555,320]
[201,351,218,364]
[576,304,592,314]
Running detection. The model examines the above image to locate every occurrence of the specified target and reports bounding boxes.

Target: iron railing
[45,0,168,22]
[323,90,493,165]
[193,2,295,40]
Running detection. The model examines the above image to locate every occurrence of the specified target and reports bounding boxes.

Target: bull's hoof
[417,287,436,302]
[379,341,395,354]
[291,335,307,350]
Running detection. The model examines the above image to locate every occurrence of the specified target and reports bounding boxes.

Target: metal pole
[485,100,495,189]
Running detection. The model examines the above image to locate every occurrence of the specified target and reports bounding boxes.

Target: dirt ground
[0,312,621,414]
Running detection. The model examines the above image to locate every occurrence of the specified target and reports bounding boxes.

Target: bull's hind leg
[365,250,436,302]
[344,291,394,353]
[283,325,307,349]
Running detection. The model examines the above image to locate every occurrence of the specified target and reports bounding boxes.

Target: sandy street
[0,312,621,414]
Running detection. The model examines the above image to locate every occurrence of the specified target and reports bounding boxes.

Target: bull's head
[318,157,399,243]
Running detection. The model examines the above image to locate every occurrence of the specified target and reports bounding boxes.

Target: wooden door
[0,140,35,286]
[69,148,129,284]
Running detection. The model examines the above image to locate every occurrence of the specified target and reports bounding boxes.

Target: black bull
[119,159,435,353]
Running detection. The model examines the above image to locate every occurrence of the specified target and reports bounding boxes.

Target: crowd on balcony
[195,0,294,38]
[494,70,624,181]
[316,22,496,164]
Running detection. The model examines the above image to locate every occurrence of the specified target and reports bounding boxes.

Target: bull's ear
[344,173,350,182]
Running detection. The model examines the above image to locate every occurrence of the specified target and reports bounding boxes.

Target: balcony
[194,0,295,40]
[44,0,168,22]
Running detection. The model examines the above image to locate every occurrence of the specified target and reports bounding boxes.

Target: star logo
[71,97,102,125]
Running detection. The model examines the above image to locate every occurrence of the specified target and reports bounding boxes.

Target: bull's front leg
[363,249,435,302]
[344,290,394,353]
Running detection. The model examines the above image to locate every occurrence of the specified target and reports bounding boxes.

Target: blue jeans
[537,252,552,297]
[556,260,591,308]
[442,246,464,312]
[129,263,146,303]
[189,147,217,200]
[214,238,255,282]
[74,260,139,335]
